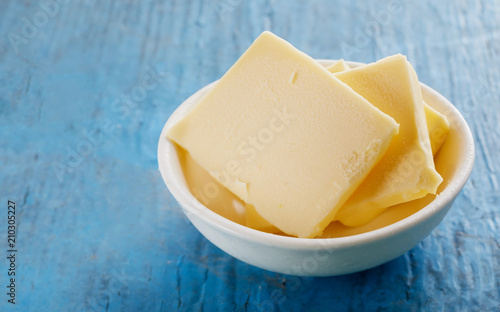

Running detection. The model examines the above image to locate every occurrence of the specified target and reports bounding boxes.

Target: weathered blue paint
[1,0,499,311]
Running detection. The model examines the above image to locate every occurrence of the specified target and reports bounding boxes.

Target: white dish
[157,60,475,276]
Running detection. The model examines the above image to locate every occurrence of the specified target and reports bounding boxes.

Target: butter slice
[245,204,280,233]
[167,31,399,238]
[178,147,247,225]
[425,103,449,155]
[326,59,350,73]
[334,54,443,227]
[324,61,449,155]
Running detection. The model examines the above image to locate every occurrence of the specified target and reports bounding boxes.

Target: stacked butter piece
[167,32,449,238]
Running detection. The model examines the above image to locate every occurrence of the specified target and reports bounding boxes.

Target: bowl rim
[157,60,475,250]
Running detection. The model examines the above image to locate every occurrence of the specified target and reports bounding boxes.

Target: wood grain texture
[0,0,499,311]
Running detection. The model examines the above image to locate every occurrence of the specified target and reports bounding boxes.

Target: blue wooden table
[1,1,499,311]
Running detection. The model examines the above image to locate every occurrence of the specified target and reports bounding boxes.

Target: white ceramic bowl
[157,60,475,276]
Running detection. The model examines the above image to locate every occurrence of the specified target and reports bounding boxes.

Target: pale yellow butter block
[179,145,281,233]
[324,61,449,156]
[324,59,448,228]
[424,103,450,155]
[177,146,247,225]
[316,61,448,229]
[326,59,350,73]
[334,54,443,227]
[167,31,399,238]
[245,204,280,233]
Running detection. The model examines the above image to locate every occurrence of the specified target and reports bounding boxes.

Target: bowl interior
[158,60,474,246]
